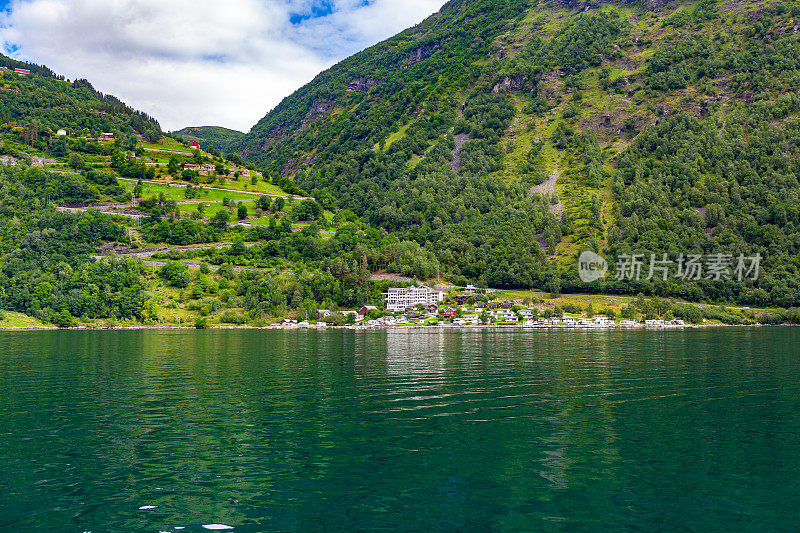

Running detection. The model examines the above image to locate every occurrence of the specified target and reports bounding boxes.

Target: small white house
[494,309,517,322]
[593,315,613,327]
[56,129,67,136]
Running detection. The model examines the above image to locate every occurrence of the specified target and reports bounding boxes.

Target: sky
[0,0,447,132]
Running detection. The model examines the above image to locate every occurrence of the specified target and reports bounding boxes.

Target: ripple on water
[1,328,800,532]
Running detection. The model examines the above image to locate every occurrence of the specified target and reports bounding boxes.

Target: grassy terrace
[202,178,287,196]
[135,138,285,196]
[0,311,53,329]
[127,174,291,197]
[176,201,257,219]
[119,178,259,202]
[35,135,292,200]
[138,137,194,151]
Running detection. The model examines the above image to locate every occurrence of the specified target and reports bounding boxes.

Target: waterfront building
[384,285,445,311]
[359,305,378,317]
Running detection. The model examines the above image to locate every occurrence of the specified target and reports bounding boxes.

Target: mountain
[232,0,800,307]
[173,126,244,152]
[0,0,797,327]
[0,55,180,326]
[0,53,162,140]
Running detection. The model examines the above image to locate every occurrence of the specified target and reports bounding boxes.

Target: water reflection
[385,330,446,376]
[1,328,799,532]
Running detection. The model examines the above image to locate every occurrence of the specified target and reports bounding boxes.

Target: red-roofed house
[14,68,30,75]
[190,142,201,150]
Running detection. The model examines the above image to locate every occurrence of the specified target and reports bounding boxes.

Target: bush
[599,308,616,320]
[700,306,747,325]
[182,169,199,182]
[158,261,190,288]
[758,308,800,325]
[220,311,247,325]
[672,304,704,324]
[69,153,85,170]
[323,313,346,326]
[55,309,77,328]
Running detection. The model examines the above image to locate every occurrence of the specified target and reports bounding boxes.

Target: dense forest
[231,0,800,307]
[0,165,146,325]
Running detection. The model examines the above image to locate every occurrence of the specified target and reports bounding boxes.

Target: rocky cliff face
[305,99,334,124]
[346,77,382,93]
[640,0,667,10]
[492,76,532,93]
[556,0,667,11]
[401,43,439,68]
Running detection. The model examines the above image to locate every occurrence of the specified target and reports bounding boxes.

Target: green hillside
[0,58,180,325]
[0,57,299,327]
[1,0,799,328]
[0,53,162,141]
[173,125,245,152]
[233,0,800,307]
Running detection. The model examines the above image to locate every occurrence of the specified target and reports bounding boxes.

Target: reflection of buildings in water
[534,330,623,493]
[385,330,446,376]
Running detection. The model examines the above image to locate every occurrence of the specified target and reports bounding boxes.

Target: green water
[1,329,799,532]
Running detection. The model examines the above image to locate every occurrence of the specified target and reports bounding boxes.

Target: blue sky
[0,0,446,131]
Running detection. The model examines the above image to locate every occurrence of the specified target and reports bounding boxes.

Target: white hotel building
[384,286,445,311]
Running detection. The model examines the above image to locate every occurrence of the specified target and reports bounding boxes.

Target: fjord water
[1,329,799,532]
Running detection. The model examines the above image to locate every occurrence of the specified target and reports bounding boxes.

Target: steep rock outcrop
[557,0,666,11]
[346,77,382,93]
[401,44,438,68]
[492,75,532,93]
[305,98,333,124]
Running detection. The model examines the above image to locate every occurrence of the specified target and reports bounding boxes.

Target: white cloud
[0,0,446,132]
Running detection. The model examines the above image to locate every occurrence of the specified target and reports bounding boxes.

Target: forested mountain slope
[0,56,163,325]
[0,53,162,140]
[173,126,245,152]
[235,0,800,306]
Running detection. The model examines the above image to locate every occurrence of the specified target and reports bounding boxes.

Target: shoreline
[0,323,794,332]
